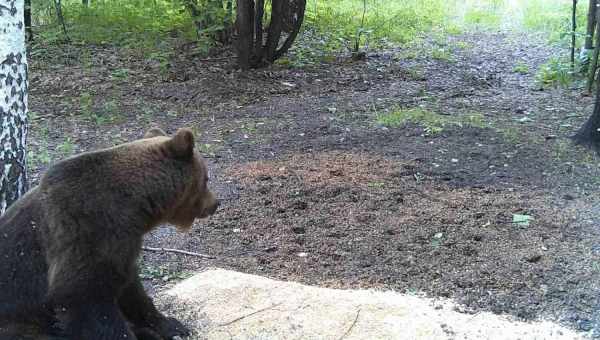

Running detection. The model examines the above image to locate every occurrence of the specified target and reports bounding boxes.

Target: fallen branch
[142,246,215,259]
[338,309,361,340]
[217,303,283,327]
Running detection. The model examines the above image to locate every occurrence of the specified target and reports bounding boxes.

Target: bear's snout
[200,191,219,218]
[207,199,219,215]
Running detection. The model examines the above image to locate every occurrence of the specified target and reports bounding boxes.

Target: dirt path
[29,30,600,335]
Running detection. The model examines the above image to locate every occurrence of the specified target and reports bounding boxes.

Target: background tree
[234,0,306,69]
[587,5,600,93]
[586,0,597,50]
[0,0,29,214]
[571,0,577,69]
[574,66,600,153]
[24,0,31,41]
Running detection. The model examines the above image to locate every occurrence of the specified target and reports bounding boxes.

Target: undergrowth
[31,0,589,63]
[32,0,196,54]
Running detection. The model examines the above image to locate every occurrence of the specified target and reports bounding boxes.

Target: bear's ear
[144,127,167,138]
[166,128,195,158]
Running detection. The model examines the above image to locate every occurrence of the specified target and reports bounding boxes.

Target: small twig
[563,114,584,119]
[142,246,215,259]
[185,91,203,106]
[31,114,56,121]
[338,309,361,340]
[218,303,283,327]
[197,56,232,62]
[185,55,232,61]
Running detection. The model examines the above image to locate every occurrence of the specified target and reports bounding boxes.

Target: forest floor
[29,29,600,336]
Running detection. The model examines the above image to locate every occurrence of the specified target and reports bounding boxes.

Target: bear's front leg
[47,254,140,340]
[119,270,190,339]
[58,301,136,340]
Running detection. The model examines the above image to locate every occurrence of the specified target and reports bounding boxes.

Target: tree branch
[217,303,283,327]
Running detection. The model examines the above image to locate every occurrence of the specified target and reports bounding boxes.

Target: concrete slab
[157,269,586,340]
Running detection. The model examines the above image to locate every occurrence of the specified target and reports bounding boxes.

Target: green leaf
[513,214,533,226]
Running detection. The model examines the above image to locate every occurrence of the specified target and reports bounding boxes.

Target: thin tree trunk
[24,0,32,41]
[587,16,600,93]
[586,0,597,50]
[54,0,69,40]
[272,0,306,60]
[254,0,264,56]
[264,0,284,62]
[221,0,234,44]
[0,0,30,214]
[571,0,577,70]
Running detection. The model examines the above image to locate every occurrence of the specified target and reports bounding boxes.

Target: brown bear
[0,127,219,340]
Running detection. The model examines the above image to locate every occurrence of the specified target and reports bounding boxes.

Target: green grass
[513,62,530,74]
[522,0,588,43]
[536,57,574,89]
[33,0,196,54]
[376,107,488,136]
[298,0,585,63]
[431,48,453,62]
[462,4,503,27]
[57,137,76,156]
[304,0,454,48]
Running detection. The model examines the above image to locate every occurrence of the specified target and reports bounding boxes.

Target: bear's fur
[0,128,218,340]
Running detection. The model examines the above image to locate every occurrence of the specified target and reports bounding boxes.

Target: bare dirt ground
[29,30,600,336]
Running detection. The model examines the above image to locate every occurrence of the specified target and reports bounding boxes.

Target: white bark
[0,0,28,214]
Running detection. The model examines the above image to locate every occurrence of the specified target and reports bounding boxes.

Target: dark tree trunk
[573,79,600,153]
[235,0,306,69]
[572,0,577,69]
[254,0,264,56]
[272,0,305,61]
[264,0,284,62]
[586,0,597,50]
[235,0,254,70]
[24,0,32,41]
[587,11,600,93]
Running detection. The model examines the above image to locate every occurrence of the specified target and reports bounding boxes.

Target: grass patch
[535,57,574,89]
[498,126,523,144]
[77,91,125,125]
[376,107,486,136]
[513,62,530,74]
[431,48,453,62]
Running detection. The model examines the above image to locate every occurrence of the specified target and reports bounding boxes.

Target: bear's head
[143,127,219,230]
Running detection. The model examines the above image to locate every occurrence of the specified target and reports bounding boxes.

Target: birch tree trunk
[0,0,29,214]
